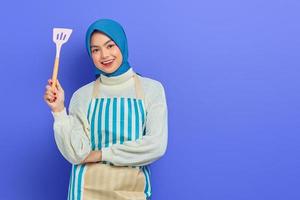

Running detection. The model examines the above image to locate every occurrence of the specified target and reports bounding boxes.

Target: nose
[101,48,109,59]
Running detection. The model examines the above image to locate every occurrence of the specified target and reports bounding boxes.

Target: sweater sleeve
[52,91,91,165]
[101,82,168,166]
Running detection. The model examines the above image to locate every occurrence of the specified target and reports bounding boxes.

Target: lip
[101,59,115,68]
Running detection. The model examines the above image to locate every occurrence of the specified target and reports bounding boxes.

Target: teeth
[102,60,113,64]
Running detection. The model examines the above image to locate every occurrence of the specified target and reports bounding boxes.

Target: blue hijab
[85,19,131,76]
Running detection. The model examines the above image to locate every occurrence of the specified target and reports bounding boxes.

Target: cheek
[116,52,123,63]
[91,55,99,64]
[111,49,122,60]
[111,48,119,55]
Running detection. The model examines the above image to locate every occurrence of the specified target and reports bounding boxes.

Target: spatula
[51,28,73,89]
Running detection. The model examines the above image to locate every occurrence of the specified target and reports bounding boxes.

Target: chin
[99,67,118,74]
[101,65,120,74]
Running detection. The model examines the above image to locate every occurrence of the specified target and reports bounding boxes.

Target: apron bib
[67,74,151,200]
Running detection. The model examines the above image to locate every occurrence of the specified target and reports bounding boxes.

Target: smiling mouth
[101,59,114,67]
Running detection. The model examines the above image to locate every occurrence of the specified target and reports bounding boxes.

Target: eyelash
[107,44,114,49]
[92,49,99,53]
[91,44,115,53]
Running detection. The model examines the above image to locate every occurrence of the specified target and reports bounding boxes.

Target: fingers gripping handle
[51,57,60,90]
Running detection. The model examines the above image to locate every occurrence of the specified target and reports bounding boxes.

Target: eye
[91,48,99,53]
[107,44,115,49]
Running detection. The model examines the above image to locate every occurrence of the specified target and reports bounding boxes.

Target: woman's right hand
[44,79,65,113]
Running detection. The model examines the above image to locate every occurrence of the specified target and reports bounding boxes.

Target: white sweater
[52,68,168,166]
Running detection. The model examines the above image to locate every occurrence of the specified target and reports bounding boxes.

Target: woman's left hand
[81,151,102,163]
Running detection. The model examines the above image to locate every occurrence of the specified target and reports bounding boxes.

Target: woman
[44,19,168,200]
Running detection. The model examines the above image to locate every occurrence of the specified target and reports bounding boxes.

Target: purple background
[0,0,299,199]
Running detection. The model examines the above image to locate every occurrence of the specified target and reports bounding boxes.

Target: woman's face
[90,31,123,74]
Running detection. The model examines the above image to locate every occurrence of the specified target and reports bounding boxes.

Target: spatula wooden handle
[51,57,60,90]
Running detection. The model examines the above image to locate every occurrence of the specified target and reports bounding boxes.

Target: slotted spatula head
[51,28,73,89]
[53,28,73,45]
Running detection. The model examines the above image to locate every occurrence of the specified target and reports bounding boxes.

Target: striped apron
[67,74,151,200]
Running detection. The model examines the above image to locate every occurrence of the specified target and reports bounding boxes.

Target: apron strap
[133,74,145,100]
[92,77,101,98]
[91,73,145,102]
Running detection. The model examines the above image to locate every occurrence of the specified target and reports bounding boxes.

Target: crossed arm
[52,83,167,166]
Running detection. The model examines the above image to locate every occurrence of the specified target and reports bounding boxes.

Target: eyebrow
[90,39,113,48]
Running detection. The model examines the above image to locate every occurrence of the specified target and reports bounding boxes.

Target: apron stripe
[87,101,92,124]
[142,166,149,198]
[116,98,121,144]
[120,97,125,144]
[127,98,132,141]
[143,166,151,198]
[101,99,107,148]
[133,99,140,140]
[88,100,95,127]
[91,99,99,150]
[71,165,78,200]
[97,98,104,150]
[77,165,85,200]
[138,100,145,127]
[105,98,111,147]
[112,97,117,144]
[146,166,152,194]
[138,100,146,136]
[67,167,72,200]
